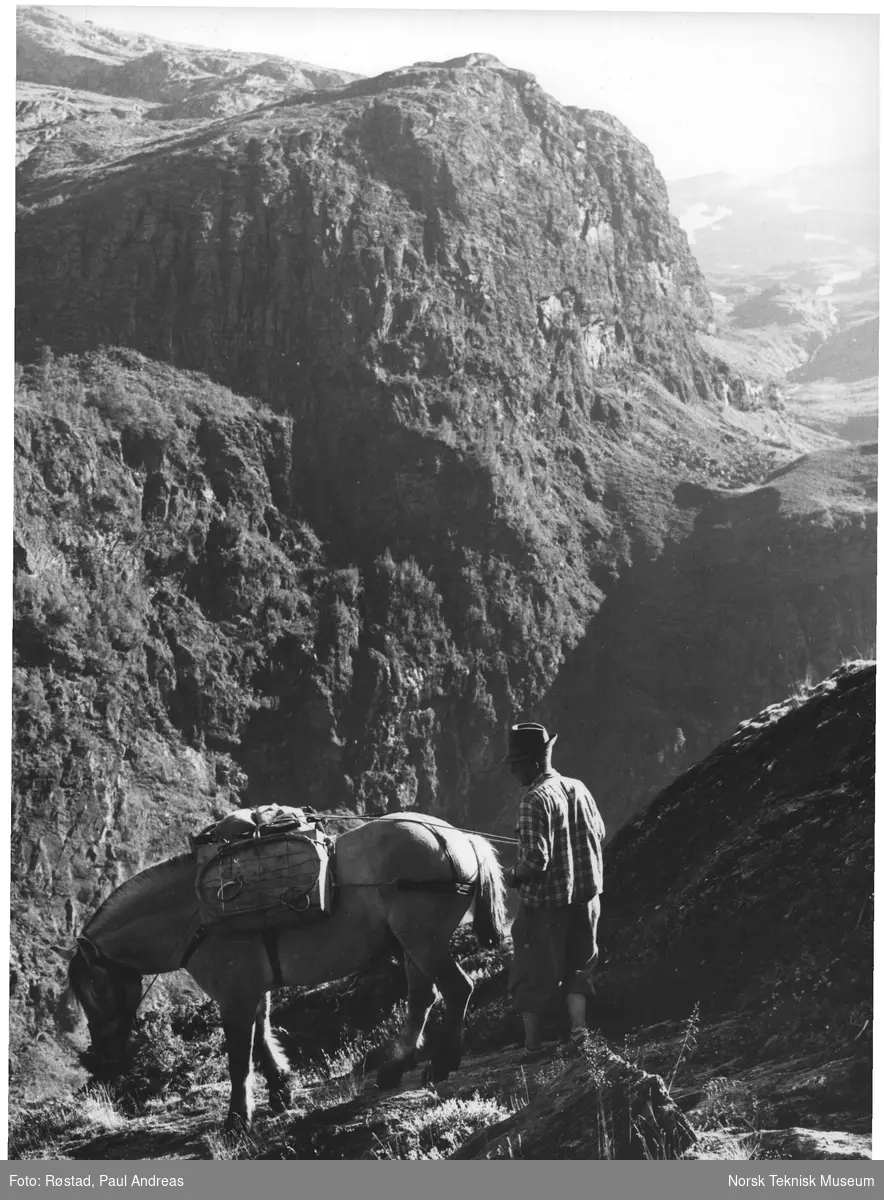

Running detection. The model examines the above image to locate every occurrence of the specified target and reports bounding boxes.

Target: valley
[668,163,878,444]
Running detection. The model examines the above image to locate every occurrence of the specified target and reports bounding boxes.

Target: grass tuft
[370,1094,513,1160]
[668,1002,701,1089]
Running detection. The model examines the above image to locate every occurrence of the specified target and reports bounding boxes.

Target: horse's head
[67,936,143,1081]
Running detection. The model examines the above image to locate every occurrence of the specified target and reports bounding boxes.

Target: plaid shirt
[516,769,605,908]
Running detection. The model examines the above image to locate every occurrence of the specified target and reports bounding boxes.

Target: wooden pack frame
[194,813,334,932]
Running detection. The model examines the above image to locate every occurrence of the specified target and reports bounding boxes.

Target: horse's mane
[82,851,194,936]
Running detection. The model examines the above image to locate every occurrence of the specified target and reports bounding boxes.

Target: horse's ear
[75,936,100,964]
[50,945,76,963]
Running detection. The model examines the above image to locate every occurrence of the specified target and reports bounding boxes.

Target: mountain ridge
[17,5,361,104]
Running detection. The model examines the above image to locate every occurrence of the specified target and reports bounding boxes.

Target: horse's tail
[468,835,507,948]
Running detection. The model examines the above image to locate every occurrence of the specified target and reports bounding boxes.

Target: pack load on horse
[63,812,507,1131]
[192,805,333,931]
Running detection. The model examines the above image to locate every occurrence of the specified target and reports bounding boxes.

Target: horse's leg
[413,952,473,1084]
[252,992,294,1113]
[376,955,438,1090]
[390,903,474,1085]
[220,1003,259,1132]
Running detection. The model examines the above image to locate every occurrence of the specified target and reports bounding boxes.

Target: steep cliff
[17,50,718,395]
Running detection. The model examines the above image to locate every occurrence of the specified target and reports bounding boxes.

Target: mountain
[12,9,877,1111]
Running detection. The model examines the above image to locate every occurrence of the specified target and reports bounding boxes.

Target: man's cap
[502,722,558,765]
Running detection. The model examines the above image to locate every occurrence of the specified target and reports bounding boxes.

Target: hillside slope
[10,665,873,1159]
[16,6,359,190]
[16,6,358,108]
[603,661,873,1033]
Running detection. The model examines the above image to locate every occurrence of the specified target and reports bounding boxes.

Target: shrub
[117,1002,225,1114]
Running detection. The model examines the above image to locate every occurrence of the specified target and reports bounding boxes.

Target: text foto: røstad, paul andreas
[10,1176,186,1189]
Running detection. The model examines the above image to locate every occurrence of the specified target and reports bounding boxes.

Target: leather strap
[262,928,285,989]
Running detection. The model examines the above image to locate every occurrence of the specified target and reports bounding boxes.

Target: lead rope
[327,813,518,846]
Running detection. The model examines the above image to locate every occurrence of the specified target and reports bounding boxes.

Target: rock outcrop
[17,49,716,399]
[452,1036,698,1159]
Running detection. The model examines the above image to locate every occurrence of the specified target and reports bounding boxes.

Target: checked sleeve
[517,791,551,874]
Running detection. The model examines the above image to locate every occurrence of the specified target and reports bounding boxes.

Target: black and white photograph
[11,3,878,1172]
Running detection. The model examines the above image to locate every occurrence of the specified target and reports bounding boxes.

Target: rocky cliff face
[13,11,876,1091]
[17,47,723,402]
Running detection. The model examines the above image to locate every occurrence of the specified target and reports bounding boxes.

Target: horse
[64,813,508,1131]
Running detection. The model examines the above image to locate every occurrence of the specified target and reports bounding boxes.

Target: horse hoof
[269,1086,292,1114]
[423,1062,451,1086]
[223,1113,252,1135]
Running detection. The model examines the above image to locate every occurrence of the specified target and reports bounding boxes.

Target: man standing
[505,722,606,1061]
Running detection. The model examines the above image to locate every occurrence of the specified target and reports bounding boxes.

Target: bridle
[76,936,143,1017]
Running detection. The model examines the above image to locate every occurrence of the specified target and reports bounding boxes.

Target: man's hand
[507,869,521,890]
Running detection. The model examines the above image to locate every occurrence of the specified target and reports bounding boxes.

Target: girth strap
[395,878,476,896]
[262,929,285,989]
[178,924,285,990]
[179,925,209,971]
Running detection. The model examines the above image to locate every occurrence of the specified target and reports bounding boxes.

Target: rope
[459,826,518,847]
[325,813,518,846]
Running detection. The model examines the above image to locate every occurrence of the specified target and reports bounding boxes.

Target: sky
[42,5,879,180]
